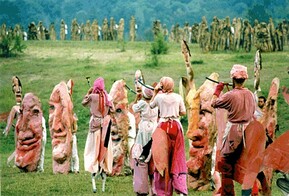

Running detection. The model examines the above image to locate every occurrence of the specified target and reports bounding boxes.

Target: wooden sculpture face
[12,76,22,103]
[15,93,42,172]
[49,82,73,174]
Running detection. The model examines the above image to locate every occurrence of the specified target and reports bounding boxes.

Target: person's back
[211,64,260,196]
[151,92,183,119]
[82,93,110,117]
[212,87,255,123]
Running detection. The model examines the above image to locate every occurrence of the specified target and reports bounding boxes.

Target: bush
[0,35,26,57]
[145,33,168,67]
[150,33,168,55]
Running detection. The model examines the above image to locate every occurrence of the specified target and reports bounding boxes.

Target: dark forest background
[1,0,289,40]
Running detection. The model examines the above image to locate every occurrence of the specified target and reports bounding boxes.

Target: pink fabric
[92,77,112,107]
[160,77,174,93]
[154,120,188,195]
[230,64,248,79]
[142,86,153,99]
[211,87,255,123]
[133,159,155,194]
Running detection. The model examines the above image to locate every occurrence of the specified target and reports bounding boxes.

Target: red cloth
[214,82,224,97]
[263,130,289,173]
[152,120,188,195]
[216,119,266,190]
[158,120,187,176]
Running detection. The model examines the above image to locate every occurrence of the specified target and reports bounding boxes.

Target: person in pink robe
[150,76,188,196]
[211,64,257,196]
[82,77,114,177]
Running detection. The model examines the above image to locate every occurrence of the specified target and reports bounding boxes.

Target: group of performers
[3,55,289,195]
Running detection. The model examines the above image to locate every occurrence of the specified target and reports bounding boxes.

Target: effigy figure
[258,77,280,190]
[179,40,221,191]
[109,79,131,175]
[49,81,74,174]
[67,79,79,174]
[117,18,125,42]
[263,130,289,195]
[263,83,289,195]
[15,93,44,172]
[3,76,23,166]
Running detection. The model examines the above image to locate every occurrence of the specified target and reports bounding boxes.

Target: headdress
[230,64,248,79]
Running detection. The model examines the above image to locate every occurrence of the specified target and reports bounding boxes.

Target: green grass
[0,41,288,195]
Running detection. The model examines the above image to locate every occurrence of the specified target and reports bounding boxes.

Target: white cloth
[38,117,46,172]
[127,112,136,155]
[70,133,79,172]
[131,100,158,160]
[150,93,185,119]
[84,116,113,174]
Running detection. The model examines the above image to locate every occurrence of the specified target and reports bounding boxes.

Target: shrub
[150,33,168,55]
[0,35,26,57]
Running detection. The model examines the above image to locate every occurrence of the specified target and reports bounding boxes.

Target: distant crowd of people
[1,16,288,52]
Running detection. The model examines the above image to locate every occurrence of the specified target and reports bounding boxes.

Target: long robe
[82,93,113,174]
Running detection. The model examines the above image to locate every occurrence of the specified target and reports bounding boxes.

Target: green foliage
[118,40,126,52]
[150,33,168,55]
[145,33,168,67]
[144,53,159,67]
[246,4,270,23]
[0,35,26,57]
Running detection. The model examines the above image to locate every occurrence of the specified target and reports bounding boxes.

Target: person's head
[258,96,266,109]
[93,77,105,93]
[230,64,248,87]
[160,76,174,93]
[142,86,153,100]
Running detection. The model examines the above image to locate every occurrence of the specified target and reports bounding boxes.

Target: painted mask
[15,93,43,172]
[12,76,22,103]
[49,81,73,174]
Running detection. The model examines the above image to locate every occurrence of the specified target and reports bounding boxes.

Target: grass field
[0,40,288,195]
